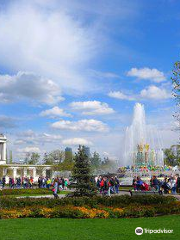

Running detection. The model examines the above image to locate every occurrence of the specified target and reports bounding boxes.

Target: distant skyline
[0,0,179,162]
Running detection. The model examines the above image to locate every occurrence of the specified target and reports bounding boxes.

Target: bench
[129,190,163,196]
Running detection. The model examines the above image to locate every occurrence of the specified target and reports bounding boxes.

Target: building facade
[0,134,52,182]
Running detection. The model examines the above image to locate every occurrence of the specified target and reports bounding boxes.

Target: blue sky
[0,0,179,162]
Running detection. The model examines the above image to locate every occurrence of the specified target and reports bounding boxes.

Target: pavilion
[0,134,52,182]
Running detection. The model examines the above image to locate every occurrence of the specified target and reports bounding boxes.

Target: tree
[43,150,64,165]
[9,150,13,164]
[65,148,73,162]
[72,145,95,196]
[90,151,101,168]
[164,145,180,166]
[24,152,31,164]
[28,152,40,165]
[172,61,180,131]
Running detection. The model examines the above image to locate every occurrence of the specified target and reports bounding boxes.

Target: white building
[0,134,52,182]
[0,134,7,165]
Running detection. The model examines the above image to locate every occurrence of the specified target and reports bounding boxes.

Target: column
[13,168,17,179]
[3,142,6,161]
[24,168,27,177]
[33,168,36,179]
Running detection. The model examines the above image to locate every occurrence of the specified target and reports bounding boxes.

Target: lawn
[0,215,179,240]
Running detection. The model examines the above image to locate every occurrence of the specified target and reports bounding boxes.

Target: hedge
[0,195,176,209]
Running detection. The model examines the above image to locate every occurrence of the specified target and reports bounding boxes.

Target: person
[11,178,15,189]
[52,178,59,198]
[136,176,143,190]
[171,176,176,194]
[132,177,137,190]
[176,174,180,194]
[29,177,33,188]
[141,181,149,191]
[38,177,42,188]
[109,177,115,194]
[2,176,6,189]
[96,176,102,191]
[114,176,120,194]
[46,178,51,189]
[99,177,105,194]
[42,177,46,188]
[162,177,171,194]
[62,178,65,190]
[64,179,68,190]
[16,177,21,188]
[152,175,160,191]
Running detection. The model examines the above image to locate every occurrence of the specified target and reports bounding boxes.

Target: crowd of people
[1,173,180,196]
[0,176,69,191]
[0,176,34,189]
[132,174,180,194]
[95,176,120,196]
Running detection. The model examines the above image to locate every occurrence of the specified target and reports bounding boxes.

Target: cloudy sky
[0,0,179,163]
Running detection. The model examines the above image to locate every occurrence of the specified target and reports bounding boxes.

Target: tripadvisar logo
[135,227,143,235]
[135,227,173,235]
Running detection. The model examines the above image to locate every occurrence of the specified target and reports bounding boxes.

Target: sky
[0,0,179,163]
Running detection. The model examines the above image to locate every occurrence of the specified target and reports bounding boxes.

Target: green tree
[72,145,95,196]
[164,145,180,166]
[43,150,64,165]
[28,152,40,165]
[172,61,180,130]
[65,149,73,162]
[90,151,101,168]
[9,150,13,164]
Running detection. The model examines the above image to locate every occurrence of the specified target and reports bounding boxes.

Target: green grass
[0,215,179,240]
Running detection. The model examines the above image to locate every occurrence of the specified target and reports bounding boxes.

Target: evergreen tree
[73,145,95,196]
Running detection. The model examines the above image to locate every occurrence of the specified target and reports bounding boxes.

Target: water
[123,103,164,166]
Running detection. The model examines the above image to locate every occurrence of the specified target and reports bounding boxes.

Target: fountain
[123,103,164,167]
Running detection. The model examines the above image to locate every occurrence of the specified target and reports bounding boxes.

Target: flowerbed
[0,201,180,219]
[0,195,179,219]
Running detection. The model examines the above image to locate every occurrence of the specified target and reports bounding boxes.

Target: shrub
[0,195,176,209]
[0,188,51,196]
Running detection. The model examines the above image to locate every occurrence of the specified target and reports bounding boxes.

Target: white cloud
[62,138,92,146]
[108,91,135,101]
[17,146,40,153]
[140,85,171,100]
[40,106,71,118]
[127,67,166,82]
[14,130,62,145]
[0,1,96,92]
[0,72,64,105]
[51,119,108,132]
[70,101,115,115]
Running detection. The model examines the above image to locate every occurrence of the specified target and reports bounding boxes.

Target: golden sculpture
[137,143,144,152]
[144,144,149,152]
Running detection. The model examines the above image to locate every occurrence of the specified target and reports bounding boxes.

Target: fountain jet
[124,103,164,166]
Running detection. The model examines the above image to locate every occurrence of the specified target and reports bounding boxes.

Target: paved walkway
[16,191,180,200]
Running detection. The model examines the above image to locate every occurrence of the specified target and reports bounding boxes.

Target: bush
[0,188,51,196]
[0,195,176,209]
